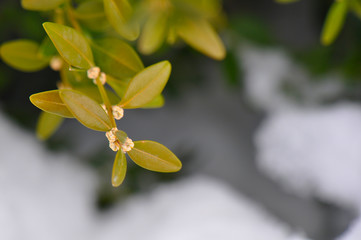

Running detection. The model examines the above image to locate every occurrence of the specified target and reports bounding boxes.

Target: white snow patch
[337,209,361,240]
[98,176,307,240]
[0,113,98,240]
[239,46,343,112]
[255,103,361,209]
[0,111,309,240]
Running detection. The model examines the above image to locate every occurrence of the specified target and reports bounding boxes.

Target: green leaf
[120,61,171,108]
[173,0,221,19]
[112,150,127,187]
[141,94,164,108]
[103,0,139,41]
[350,0,361,19]
[320,0,348,46]
[30,90,74,118]
[38,37,58,58]
[73,85,120,105]
[177,18,225,60]
[43,22,94,69]
[0,40,49,72]
[59,89,112,131]
[21,0,66,11]
[128,140,182,172]
[106,75,130,98]
[92,38,144,79]
[138,13,168,55]
[114,129,128,143]
[36,111,64,140]
[74,0,110,32]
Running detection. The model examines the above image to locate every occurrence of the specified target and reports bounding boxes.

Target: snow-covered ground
[255,103,361,210]
[240,46,361,239]
[0,111,309,240]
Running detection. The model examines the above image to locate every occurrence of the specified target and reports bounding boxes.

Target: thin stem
[65,2,82,32]
[95,77,117,128]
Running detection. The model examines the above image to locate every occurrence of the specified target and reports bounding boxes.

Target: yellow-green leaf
[21,0,66,11]
[0,40,49,72]
[38,37,58,58]
[30,90,74,118]
[138,13,168,55]
[59,89,112,131]
[74,85,120,105]
[128,140,182,172]
[141,94,164,109]
[120,61,171,109]
[74,0,110,32]
[103,0,139,40]
[114,129,128,143]
[36,111,64,140]
[92,38,144,79]
[112,150,127,187]
[43,22,94,69]
[173,0,221,19]
[177,18,225,60]
[106,75,130,99]
[320,0,348,46]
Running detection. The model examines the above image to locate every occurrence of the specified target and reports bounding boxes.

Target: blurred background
[1,0,361,239]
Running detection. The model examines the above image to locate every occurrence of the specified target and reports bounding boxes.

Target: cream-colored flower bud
[50,56,63,71]
[121,138,134,152]
[87,66,101,79]
[112,106,124,120]
[109,141,120,152]
[106,127,118,142]
[99,72,107,85]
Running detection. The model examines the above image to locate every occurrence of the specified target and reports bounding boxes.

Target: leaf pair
[30,89,112,132]
[112,140,182,187]
[138,14,225,60]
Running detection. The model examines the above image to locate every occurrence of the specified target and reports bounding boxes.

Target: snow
[98,176,307,240]
[337,209,361,240]
[255,103,361,210]
[0,111,309,240]
[240,46,343,112]
[0,112,98,240]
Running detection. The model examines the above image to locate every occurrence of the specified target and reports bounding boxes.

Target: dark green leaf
[120,61,171,108]
[30,90,74,118]
[128,140,182,172]
[60,89,112,131]
[43,22,94,69]
[0,39,49,72]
